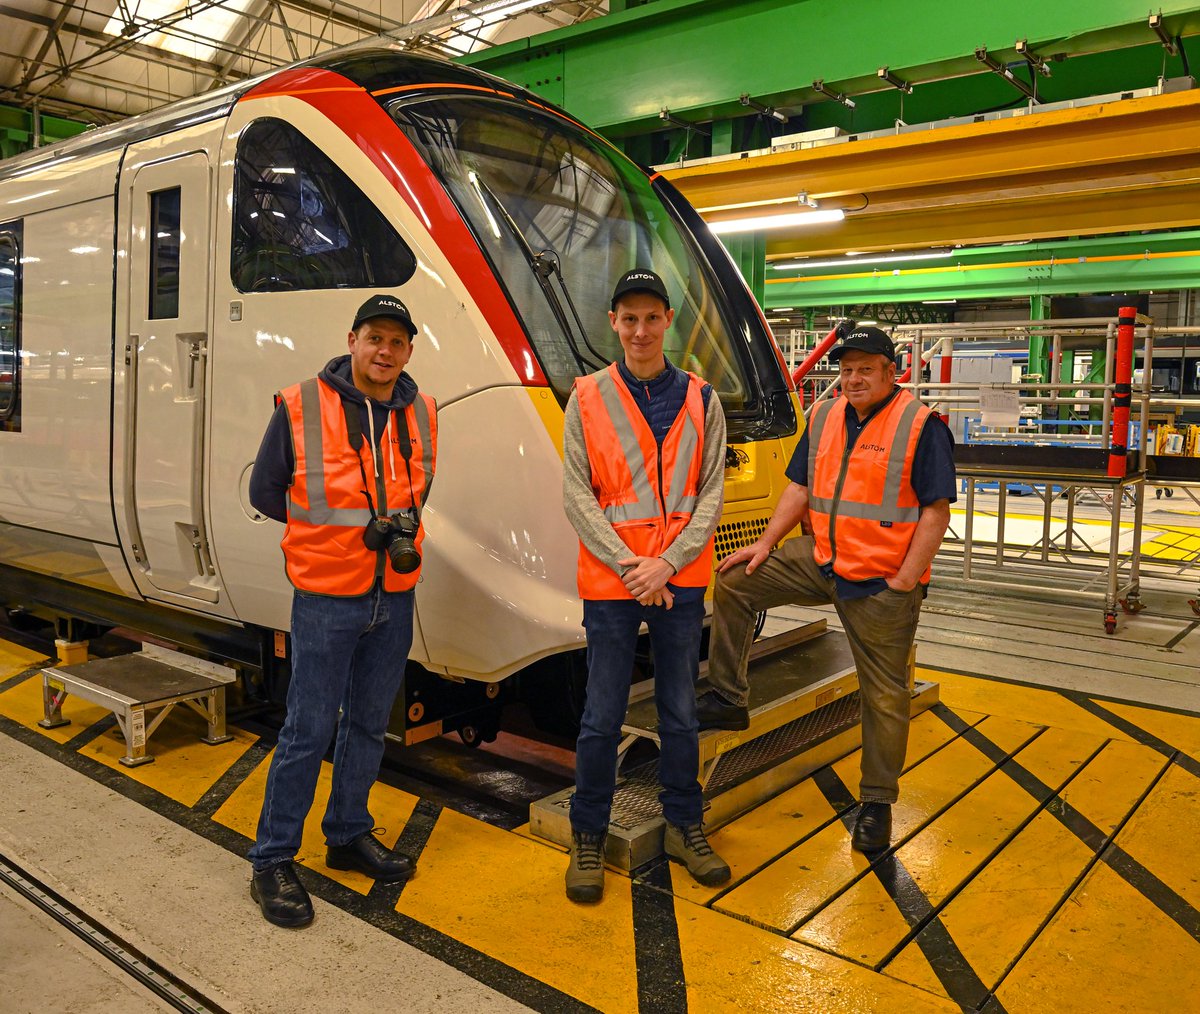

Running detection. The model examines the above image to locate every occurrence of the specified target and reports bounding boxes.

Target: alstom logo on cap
[626,272,656,282]
[379,298,406,312]
[849,331,871,339]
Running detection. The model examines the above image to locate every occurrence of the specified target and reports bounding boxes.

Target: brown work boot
[565,829,606,903]
[664,822,731,886]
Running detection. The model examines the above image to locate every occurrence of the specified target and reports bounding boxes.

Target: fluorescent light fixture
[856,319,877,325]
[773,306,795,312]
[709,209,844,235]
[922,299,958,305]
[772,248,953,270]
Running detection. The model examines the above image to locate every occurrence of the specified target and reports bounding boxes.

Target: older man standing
[698,326,955,853]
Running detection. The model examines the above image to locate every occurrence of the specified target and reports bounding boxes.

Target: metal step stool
[529,620,940,870]
[39,643,235,766]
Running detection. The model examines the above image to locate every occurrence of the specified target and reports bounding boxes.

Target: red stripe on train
[240,68,547,386]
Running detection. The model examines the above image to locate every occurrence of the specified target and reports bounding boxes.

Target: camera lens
[386,537,421,574]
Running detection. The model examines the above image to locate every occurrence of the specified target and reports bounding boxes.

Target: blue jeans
[571,596,705,834]
[248,585,414,873]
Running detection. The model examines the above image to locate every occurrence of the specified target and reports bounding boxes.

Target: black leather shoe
[851,802,892,853]
[250,861,314,928]
[326,832,415,883]
[695,689,750,731]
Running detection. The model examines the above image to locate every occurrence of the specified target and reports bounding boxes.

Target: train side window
[232,118,416,293]
[149,188,181,319]
[0,225,21,431]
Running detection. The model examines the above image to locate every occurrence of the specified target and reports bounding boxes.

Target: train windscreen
[391,97,760,413]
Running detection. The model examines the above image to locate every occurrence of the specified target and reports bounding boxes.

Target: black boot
[851,802,892,853]
[326,831,415,883]
[695,689,750,731]
[250,861,314,928]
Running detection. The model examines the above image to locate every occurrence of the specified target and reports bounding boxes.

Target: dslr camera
[362,507,421,574]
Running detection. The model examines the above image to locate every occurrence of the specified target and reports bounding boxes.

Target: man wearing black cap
[560,268,731,901]
[245,293,437,926]
[700,325,955,853]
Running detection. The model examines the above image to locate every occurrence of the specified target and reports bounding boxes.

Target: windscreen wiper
[468,170,609,374]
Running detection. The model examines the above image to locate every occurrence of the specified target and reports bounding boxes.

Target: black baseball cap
[351,294,417,336]
[829,325,896,363]
[610,268,671,310]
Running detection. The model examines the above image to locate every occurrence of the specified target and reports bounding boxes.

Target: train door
[117,143,223,605]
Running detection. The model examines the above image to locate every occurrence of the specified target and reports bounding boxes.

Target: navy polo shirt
[785,388,957,599]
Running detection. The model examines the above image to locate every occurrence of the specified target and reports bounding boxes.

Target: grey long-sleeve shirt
[562,381,727,579]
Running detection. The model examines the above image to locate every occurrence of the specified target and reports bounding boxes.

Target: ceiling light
[772,249,953,270]
[709,209,845,235]
[922,299,958,305]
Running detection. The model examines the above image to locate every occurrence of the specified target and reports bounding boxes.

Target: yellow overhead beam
[664,89,1200,260]
[761,181,1200,261]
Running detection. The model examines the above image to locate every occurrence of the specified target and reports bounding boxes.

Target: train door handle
[177,331,208,392]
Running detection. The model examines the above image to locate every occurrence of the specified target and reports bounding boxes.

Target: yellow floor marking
[796,725,1104,965]
[829,705,982,802]
[670,708,976,901]
[0,641,48,676]
[0,673,112,744]
[927,669,1147,744]
[1111,762,1200,911]
[673,895,960,1013]
[669,774,839,902]
[1100,699,1200,759]
[212,750,418,894]
[395,807,640,1013]
[717,714,1041,932]
[885,737,1169,1000]
[1140,532,1200,560]
[78,711,257,807]
[994,863,1200,1012]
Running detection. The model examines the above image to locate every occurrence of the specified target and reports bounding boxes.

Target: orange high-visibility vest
[574,363,714,600]
[807,388,933,584]
[279,377,437,596]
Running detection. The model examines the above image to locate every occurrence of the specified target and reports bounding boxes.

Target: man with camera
[246,294,436,928]
[561,268,730,903]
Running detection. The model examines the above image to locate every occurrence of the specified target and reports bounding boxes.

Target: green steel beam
[460,0,1200,136]
[0,103,91,157]
[765,232,1200,308]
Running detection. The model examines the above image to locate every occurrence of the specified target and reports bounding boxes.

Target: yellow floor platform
[1,641,1197,1013]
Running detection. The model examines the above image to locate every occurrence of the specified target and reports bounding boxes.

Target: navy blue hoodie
[248,354,419,523]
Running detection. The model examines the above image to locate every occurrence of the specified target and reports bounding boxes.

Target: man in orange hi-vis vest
[703,326,955,854]
[246,294,436,927]
[561,268,730,903]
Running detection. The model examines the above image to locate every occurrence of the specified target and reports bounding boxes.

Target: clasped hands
[618,555,676,609]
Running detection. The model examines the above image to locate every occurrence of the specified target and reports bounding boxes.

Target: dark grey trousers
[707,535,923,804]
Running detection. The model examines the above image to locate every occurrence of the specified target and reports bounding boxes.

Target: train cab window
[149,188,181,319]
[0,225,20,431]
[232,118,416,293]
[391,96,760,413]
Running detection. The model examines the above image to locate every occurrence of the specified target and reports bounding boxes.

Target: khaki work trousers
[707,535,923,804]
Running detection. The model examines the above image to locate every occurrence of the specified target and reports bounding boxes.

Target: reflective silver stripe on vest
[663,401,701,516]
[807,400,832,484]
[808,495,920,523]
[882,397,925,511]
[286,379,375,527]
[594,369,661,524]
[411,394,435,507]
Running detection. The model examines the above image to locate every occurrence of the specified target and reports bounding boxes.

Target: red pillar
[1107,306,1136,478]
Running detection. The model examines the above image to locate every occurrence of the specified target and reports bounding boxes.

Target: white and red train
[0,47,800,742]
